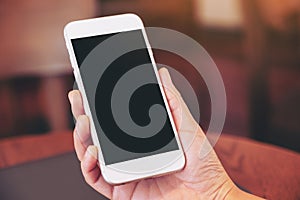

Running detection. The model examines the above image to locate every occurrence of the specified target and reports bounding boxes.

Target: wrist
[217,180,236,200]
[224,185,241,200]
[224,185,265,200]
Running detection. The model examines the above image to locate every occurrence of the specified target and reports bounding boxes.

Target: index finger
[68,90,85,120]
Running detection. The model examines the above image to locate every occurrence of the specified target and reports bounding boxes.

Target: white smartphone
[64,14,185,184]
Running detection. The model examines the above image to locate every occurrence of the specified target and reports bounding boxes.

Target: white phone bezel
[64,14,185,184]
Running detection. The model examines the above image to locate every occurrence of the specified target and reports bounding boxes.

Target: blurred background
[0,0,299,152]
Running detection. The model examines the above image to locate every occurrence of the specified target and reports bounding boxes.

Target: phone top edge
[64,13,144,70]
[64,13,144,40]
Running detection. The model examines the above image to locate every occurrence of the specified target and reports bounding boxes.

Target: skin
[68,68,264,200]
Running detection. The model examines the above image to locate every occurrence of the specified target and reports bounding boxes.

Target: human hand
[68,68,263,200]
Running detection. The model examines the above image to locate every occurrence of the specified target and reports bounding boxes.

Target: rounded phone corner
[123,13,144,26]
[178,153,186,171]
[63,21,74,38]
[101,171,114,185]
[128,13,141,19]
[101,168,125,185]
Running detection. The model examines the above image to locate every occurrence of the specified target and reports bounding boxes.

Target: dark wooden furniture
[0,131,299,199]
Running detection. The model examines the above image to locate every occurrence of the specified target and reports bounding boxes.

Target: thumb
[159,67,182,128]
[159,67,181,98]
[158,67,202,147]
[159,67,197,130]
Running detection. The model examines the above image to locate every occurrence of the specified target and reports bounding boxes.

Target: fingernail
[87,145,98,160]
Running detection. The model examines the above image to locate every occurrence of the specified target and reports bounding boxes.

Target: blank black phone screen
[71,30,179,165]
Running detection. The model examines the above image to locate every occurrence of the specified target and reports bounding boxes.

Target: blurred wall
[0,0,97,77]
[0,0,97,136]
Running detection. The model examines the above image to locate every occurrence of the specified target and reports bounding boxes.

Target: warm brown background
[0,0,299,151]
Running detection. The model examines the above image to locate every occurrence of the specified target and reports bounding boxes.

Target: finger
[81,146,112,199]
[74,115,92,161]
[68,90,85,120]
[158,67,183,110]
[159,68,183,129]
[162,84,181,114]
[162,87,182,130]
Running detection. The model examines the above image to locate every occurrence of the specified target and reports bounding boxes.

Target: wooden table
[0,131,299,200]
